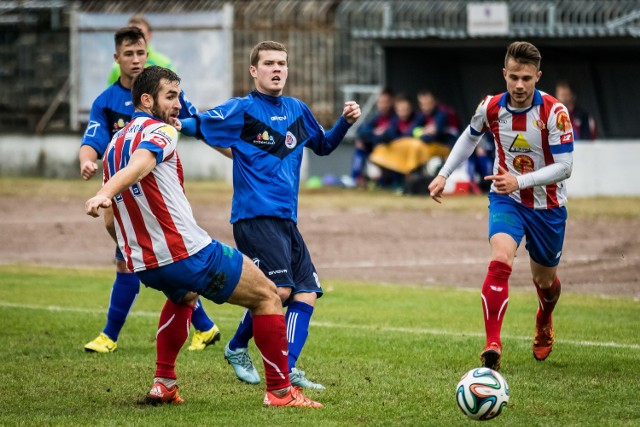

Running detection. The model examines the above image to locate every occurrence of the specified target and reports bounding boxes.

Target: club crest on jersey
[509,134,532,153]
[556,111,572,132]
[513,155,535,174]
[533,119,546,130]
[285,131,297,149]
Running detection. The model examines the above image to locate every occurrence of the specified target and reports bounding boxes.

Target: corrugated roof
[337,0,640,39]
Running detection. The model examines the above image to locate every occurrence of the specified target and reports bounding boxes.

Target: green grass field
[1,265,638,426]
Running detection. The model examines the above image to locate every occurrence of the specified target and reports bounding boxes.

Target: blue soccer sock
[351,147,367,179]
[191,298,215,332]
[103,272,140,341]
[228,309,254,350]
[285,301,314,370]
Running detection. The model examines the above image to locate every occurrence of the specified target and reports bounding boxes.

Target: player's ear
[140,93,154,109]
[249,65,257,78]
[536,70,542,82]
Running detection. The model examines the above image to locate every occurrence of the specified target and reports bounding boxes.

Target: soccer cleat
[188,324,221,351]
[263,386,323,408]
[480,342,502,371]
[224,342,260,384]
[84,332,117,353]
[289,367,325,390]
[533,320,555,361]
[146,382,184,405]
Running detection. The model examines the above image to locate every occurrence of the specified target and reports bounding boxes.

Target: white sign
[467,2,509,36]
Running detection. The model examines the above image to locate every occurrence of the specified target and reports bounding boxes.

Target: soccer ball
[455,367,509,421]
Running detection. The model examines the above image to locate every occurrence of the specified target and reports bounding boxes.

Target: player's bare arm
[86,149,157,217]
[342,101,361,124]
[79,145,100,180]
[485,166,519,195]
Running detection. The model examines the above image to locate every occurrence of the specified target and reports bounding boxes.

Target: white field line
[1,301,638,351]
[320,254,637,269]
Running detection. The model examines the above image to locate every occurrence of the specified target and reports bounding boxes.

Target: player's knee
[532,274,555,289]
[291,291,317,306]
[253,278,281,312]
[181,291,199,306]
[277,286,292,303]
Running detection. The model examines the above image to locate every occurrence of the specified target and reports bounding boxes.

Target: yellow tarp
[370,137,451,174]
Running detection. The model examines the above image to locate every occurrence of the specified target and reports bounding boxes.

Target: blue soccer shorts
[488,193,567,267]
[136,240,243,304]
[233,217,323,297]
[115,246,125,262]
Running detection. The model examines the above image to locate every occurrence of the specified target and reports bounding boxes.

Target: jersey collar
[251,89,283,107]
[132,111,156,120]
[498,89,543,114]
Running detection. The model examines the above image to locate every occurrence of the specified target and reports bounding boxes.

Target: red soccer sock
[534,277,562,325]
[481,260,512,347]
[253,314,290,391]
[155,299,194,380]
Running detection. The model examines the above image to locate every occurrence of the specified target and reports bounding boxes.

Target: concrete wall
[0,134,638,197]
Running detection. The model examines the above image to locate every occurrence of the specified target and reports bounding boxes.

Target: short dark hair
[132,66,181,109]
[114,26,146,51]
[505,41,541,70]
[250,41,287,66]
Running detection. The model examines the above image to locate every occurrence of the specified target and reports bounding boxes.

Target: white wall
[0,134,636,197]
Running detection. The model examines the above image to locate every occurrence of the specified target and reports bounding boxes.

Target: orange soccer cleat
[263,386,323,408]
[533,319,555,361]
[146,382,185,405]
[480,341,502,371]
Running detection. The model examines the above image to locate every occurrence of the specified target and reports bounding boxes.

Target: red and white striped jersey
[470,90,574,209]
[103,113,211,272]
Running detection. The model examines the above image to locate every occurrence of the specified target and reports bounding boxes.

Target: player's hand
[428,175,447,204]
[85,195,112,218]
[485,165,519,194]
[172,118,182,131]
[80,161,98,181]
[342,101,361,124]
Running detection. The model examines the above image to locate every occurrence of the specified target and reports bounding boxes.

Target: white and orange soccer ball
[455,367,509,421]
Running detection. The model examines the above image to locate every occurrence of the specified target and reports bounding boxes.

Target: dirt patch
[1,194,638,298]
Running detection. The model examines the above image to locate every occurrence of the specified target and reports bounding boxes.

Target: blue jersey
[194,90,351,223]
[81,80,197,158]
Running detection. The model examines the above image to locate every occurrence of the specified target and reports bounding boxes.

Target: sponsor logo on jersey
[285,131,297,149]
[268,269,288,276]
[560,132,574,144]
[556,111,572,132]
[152,125,176,143]
[253,130,275,145]
[509,134,532,153]
[271,115,287,121]
[125,101,133,106]
[533,119,546,130]
[114,118,126,130]
[493,119,508,124]
[512,155,535,174]
[252,258,260,267]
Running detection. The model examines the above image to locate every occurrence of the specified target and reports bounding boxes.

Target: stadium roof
[337,0,640,40]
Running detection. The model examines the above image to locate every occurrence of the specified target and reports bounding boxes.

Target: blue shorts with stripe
[233,217,323,297]
[136,240,243,304]
[488,192,567,267]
